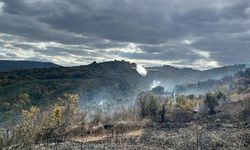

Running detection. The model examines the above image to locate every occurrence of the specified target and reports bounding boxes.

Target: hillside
[0,61,247,123]
[0,60,61,72]
[147,64,246,91]
[175,68,250,95]
[0,61,250,150]
[0,61,147,123]
[1,68,250,149]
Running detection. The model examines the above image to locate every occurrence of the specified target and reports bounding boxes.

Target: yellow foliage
[164,97,174,111]
[230,93,239,102]
[18,106,41,145]
[57,93,79,114]
[51,104,63,125]
[176,96,198,111]
[21,106,40,121]
[14,93,81,146]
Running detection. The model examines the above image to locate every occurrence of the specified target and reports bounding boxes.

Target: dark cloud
[0,0,249,69]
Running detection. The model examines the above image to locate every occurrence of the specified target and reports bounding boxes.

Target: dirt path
[71,129,145,143]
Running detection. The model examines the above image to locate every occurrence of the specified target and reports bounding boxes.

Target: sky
[0,0,250,70]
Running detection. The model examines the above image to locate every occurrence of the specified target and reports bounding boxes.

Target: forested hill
[146,64,246,91]
[0,60,248,123]
[0,60,61,72]
[0,61,143,85]
[0,61,147,123]
[0,61,246,85]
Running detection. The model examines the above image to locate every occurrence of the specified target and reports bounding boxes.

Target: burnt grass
[8,120,250,150]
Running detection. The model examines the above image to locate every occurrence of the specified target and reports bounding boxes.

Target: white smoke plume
[246,63,250,69]
[135,64,147,77]
[150,80,161,89]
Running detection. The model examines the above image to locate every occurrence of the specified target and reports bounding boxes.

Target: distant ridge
[0,60,61,72]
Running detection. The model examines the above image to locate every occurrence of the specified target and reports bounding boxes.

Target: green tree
[137,93,160,118]
[204,92,218,115]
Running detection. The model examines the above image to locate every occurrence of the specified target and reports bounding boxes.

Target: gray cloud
[0,0,250,69]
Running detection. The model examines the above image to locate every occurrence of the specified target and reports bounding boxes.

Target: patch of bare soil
[72,129,145,143]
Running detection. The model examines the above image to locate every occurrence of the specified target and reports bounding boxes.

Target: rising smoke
[135,64,147,77]
[150,80,161,89]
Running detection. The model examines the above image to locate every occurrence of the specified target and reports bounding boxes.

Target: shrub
[8,93,81,147]
[137,93,160,118]
[57,93,79,126]
[176,95,198,111]
[151,86,165,95]
[204,92,219,115]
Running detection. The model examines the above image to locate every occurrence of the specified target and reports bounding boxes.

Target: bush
[204,92,219,115]
[7,93,81,147]
[137,93,160,119]
[151,86,164,95]
[176,95,198,111]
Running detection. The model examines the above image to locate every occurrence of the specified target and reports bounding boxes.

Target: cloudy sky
[0,0,250,70]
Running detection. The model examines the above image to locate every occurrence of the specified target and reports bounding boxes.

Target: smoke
[99,100,104,106]
[245,63,250,69]
[150,80,161,89]
[135,64,147,77]
[172,91,177,105]
[194,103,200,112]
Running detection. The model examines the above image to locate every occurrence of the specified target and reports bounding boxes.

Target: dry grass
[1,94,250,150]
[16,121,249,150]
[72,129,145,143]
